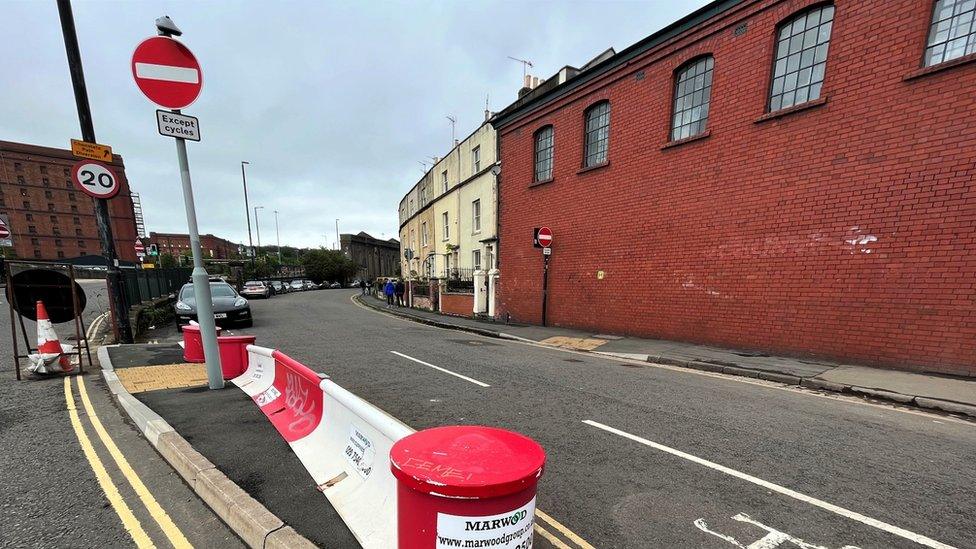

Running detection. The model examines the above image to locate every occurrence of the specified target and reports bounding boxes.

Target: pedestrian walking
[395,279,406,307]
[384,279,395,307]
[359,279,367,295]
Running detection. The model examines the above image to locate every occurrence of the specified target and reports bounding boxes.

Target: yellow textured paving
[115,363,208,394]
[539,336,608,351]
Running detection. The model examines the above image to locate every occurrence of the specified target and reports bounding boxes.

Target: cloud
[0,0,709,248]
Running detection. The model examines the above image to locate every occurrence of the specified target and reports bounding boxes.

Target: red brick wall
[495,0,976,375]
[0,141,139,262]
[440,292,474,317]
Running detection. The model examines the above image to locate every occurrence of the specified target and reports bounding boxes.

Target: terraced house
[399,120,499,314]
[490,0,976,376]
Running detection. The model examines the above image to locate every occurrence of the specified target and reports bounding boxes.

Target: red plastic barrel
[390,426,546,548]
[181,324,221,363]
[217,335,256,379]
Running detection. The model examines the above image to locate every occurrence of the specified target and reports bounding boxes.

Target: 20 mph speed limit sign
[71,160,120,199]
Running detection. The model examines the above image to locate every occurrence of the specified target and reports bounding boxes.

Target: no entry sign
[0,215,11,246]
[71,160,120,199]
[536,227,553,248]
[131,36,202,109]
[134,239,146,258]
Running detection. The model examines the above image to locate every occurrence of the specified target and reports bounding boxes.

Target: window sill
[661,130,711,150]
[529,177,554,188]
[576,162,609,175]
[904,53,976,81]
[754,96,828,124]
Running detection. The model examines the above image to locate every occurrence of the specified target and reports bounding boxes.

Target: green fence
[121,268,192,309]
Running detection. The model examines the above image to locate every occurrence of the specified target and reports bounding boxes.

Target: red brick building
[491,0,976,376]
[148,231,241,259]
[0,140,139,262]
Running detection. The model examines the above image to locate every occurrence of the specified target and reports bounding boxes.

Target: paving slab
[816,366,976,406]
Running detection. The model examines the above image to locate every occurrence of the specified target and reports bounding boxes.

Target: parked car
[303,280,317,290]
[269,280,286,294]
[240,280,272,299]
[289,280,306,292]
[174,282,252,331]
[329,282,341,289]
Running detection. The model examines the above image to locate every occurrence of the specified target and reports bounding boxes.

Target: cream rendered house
[398,119,498,313]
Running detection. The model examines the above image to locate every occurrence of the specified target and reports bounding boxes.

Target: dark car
[241,280,272,299]
[269,280,286,294]
[174,282,252,331]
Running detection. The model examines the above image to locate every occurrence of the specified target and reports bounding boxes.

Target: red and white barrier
[231,344,412,548]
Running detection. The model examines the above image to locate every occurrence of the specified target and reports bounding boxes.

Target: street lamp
[241,161,254,263]
[254,206,264,251]
[274,210,281,262]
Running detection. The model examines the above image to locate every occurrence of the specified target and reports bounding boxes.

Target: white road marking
[134,63,199,84]
[390,351,490,387]
[582,420,957,549]
[86,311,109,341]
[695,513,861,549]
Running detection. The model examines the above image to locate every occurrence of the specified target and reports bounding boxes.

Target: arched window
[672,56,714,141]
[583,101,610,167]
[925,0,976,67]
[534,126,554,182]
[768,4,834,112]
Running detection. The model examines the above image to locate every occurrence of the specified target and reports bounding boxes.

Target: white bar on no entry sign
[135,63,200,84]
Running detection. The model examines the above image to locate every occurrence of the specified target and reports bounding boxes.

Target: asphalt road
[0,278,242,548]
[230,289,976,548]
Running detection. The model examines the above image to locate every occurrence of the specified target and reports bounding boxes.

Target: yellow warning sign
[70,139,113,162]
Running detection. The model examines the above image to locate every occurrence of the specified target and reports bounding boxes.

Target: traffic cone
[35,301,73,373]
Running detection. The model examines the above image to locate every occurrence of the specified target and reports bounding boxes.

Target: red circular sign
[71,160,120,199]
[131,36,202,109]
[0,223,9,239]
[537,226,553,247]
[134,240,145,252]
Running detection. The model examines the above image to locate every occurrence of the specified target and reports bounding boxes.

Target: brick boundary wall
[494,0,976,376]
[439,293,474,317]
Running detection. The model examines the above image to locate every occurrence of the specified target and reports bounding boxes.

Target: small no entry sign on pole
[0,215,12,247]
[535,226,553,248]
[131,36,203,109]
[71,160,120,199]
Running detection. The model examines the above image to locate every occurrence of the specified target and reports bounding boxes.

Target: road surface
[231,289,976,549]
[0,278,241,548]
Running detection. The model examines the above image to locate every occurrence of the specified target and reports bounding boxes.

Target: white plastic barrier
[230,344,415,549]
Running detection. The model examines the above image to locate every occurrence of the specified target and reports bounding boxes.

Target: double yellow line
[64,376,192,549]
[535,509,596,548]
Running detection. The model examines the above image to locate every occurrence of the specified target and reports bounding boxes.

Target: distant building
[398,119,498,279]
[340,232,400,280]
[0,140,140,262]
[148,231,240,259]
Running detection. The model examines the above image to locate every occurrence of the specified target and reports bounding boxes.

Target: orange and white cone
[35,300,73,373]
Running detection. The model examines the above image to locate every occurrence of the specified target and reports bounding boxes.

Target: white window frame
[442,170,448,193]
[472,199,481,233]
[472,145,481,173]
[442,212,450,240]
[472,249,482,270]
[421,222,428,246]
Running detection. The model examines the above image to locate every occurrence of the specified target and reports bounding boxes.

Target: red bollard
[217,335,256,379]
[182,324,222,363]
[390,426,546,548]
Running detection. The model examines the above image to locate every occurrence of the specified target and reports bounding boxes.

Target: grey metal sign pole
[172,110,223,389]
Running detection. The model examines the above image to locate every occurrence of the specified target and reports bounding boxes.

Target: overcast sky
[1,0,709,249]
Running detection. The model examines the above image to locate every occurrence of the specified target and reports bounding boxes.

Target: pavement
[87,289,976,548]
[0,278,243,548]
[356,293,976,419]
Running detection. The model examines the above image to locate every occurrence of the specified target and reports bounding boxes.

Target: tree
[300,248,358,284]
[159,253,177,268]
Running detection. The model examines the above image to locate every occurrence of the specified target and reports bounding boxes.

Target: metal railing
[121,268,192,308]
